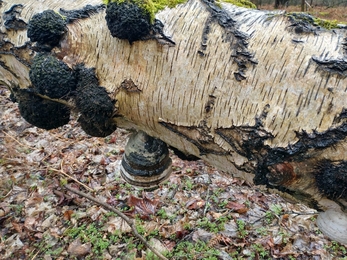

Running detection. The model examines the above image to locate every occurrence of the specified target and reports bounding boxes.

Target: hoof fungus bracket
[121,131,172,188]
[317,209,347,244]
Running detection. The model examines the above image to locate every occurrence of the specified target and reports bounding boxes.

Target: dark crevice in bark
[0,42,33,67]
[3,4,27,30]
[59,4,106,23]
[312,56,347,78]
[159,122,228,156]
[201,0,257,81]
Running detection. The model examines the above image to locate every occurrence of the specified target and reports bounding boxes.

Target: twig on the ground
[48,159,94,192]
[2,130,32,149]
[49,168,93,192]
[64,184,168,260]
[203,186,210,216]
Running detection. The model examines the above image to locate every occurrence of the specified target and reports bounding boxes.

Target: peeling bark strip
[2,0,347,217]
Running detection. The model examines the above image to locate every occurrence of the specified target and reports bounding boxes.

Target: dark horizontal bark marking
[3,4,27,30]
[59,4,105,23]
[159,121,227,156]
[312,56,347,78]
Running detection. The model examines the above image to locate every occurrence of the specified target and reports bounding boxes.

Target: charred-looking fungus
[16,89,70,130]
[121,131,172,188]
[29,53,76,99]
[104,0,152,43]
[78,115,117,137]
[314,160,347,244]
[74,65,117,137]
[27,10,67,48]
[315,160,347,200]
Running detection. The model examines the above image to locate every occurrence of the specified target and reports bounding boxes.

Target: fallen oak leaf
[127,195,160,219]
[63,210,74,221]
[225,201,248,214]
[185,198,205,210]
[68,238,91,257]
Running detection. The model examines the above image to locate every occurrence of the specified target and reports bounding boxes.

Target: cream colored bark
[1,0,347,214]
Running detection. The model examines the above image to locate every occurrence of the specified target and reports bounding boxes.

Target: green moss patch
[287,12,341,30]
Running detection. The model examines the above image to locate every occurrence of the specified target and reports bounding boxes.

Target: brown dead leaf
[24,217,37,231]
[210,211,223,219]
[68,238,91,257]
[11,221,23,233]
[127,195,159,219]
[0,202,10,217]
[25,194,43,207]
[225,201,248,214]
[186,198,205,210]
[163,240,176,251]
[63,210,74,221]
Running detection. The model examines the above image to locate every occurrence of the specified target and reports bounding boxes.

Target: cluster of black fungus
[75,65,117,137]
[16,89,70,130]
[29,53,76,99]
[105,1,151,43]
[27,10,66,47]
[315,160,347,200]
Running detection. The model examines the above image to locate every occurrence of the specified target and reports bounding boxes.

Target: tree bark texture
[1,0,347,213]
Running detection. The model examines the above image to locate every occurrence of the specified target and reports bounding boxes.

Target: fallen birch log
[1,0,347,243]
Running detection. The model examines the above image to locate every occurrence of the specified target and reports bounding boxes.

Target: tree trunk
[2,0,347,238]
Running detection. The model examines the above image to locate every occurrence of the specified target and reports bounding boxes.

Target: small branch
[64,184,168,260]
[49,168,93,192]
[2,130,32,149]
[36,93,74,108]
[48,159,94,192]
[203,187,210,217]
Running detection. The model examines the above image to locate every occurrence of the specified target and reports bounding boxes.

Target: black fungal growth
[75,65,117,137]
[315,160,347,200]
[29,53,76,99]
[105,1,151,43]
[16,89,70,130]
[27,10,66,47]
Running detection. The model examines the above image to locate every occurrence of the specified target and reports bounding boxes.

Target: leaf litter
[0,85,347,259]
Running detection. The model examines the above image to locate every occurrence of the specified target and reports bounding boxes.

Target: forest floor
[259,4,347,22]
[1,84,347,260]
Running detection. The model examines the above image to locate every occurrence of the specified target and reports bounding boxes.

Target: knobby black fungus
[27,10,66,47]
[105,1,151,43]
[17,89,70,130]
[76,85,114,125]
[78,115,117,137]
[74,65,117,137]
[29,53,76,99]
[315,160,347,200]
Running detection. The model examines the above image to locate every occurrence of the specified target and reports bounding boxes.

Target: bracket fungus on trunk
[120,131,172,188]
